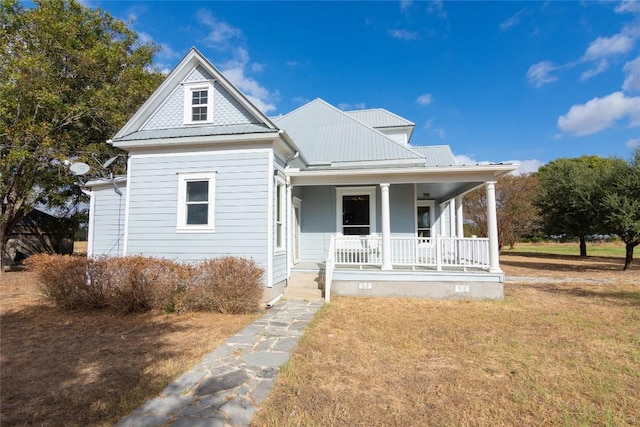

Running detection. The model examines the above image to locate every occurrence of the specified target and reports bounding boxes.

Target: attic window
[183,82,214,124]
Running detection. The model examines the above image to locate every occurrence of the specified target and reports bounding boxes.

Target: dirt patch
[0,271,258,427]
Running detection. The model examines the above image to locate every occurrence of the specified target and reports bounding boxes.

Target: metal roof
[273,99,424,164]
[345,108,415,128]
[409,145,457,166]
[113,123,276,142]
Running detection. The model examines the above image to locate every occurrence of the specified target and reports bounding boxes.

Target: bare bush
[89,256,189,313]
[24,254,101,309]
[25,254,263,314]
[184,257,264,314]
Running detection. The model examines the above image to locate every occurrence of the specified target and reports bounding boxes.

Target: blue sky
[87,0,640,173]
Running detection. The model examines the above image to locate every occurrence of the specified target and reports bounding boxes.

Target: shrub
[88,256,189,313]
[24,254,102,310]
[184,256,264,314]
[26,254,264,314]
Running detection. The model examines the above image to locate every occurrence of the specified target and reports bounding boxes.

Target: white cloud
[198,9,242,46]
[338,102,367,111]
[505,159,544,175]
[416,94,433,105]
[627,138,640,148]
[557,91,640,136]
[500,8,527,32]
[388,29,418,40]
[251,62,265,73]
[196,10,277,113]
[623,56,640,91]
[456,155,542,175]
[427,0,447,19]
[400,0,413,12]
[583,32,636,60]
[580,59,610,81]
[526,61,559,87]
[616,0,640,14]
[455,155,490,166]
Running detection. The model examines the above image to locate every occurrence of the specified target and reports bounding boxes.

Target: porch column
[455,196,464,237]
[449,198,456,237]
[380,183,392,270]
[485,181,501,272]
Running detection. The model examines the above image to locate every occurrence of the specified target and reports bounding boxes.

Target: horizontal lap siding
[299,184,416,262]
[126,151,269,268]
[92,185,126,256]
[299,186,335,261]
[390,184,416,237]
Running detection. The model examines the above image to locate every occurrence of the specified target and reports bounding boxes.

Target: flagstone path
[115,300,323,427]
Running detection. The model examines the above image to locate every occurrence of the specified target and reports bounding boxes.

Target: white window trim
[275,177,286,252]
[176,171,216,233]
[183,81,214,125]
[336,186,377,235]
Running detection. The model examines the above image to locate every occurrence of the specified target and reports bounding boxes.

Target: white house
[86,48,515,303]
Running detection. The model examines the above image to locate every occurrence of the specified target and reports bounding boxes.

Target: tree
[463,173,540,250]
[1,0,164,271]
[601,149,640,270]
[535,156,625,257]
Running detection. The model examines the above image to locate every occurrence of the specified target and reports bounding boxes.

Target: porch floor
[292,261,490,274]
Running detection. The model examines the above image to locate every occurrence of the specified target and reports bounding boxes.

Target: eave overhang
[287,164,517,186]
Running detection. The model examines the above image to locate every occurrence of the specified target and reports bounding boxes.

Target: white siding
[125,150,270,272]
[91,184,126,256]
[298,184,415,262]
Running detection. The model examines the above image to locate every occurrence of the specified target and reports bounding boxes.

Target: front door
[336,187,376,235]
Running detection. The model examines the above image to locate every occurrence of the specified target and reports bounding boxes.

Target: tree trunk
[0,224,7,274]
[623,244,635,271]
[579,235,587,257]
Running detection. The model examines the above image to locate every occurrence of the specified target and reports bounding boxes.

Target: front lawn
[0,271,258,427]
[254,281,640,426]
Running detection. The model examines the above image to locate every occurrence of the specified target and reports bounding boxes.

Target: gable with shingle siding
[142,65,259,131]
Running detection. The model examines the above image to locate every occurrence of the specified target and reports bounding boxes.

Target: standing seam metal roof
[408,145,457,166]
[345,108,415,128]
[273,99,423,163]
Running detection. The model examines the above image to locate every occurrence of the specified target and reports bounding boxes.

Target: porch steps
[284,273,324,302]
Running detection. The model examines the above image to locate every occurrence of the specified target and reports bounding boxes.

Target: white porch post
[485,181,501,272]
[380,183,392,270]
[455,196,464,237]
[449,198,456,237]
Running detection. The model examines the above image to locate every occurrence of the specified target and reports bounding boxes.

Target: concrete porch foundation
[330,269,504,300]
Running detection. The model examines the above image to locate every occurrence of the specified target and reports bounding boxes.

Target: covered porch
[286,164,514,301]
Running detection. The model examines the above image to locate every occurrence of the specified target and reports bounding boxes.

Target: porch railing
[331,235,490,270]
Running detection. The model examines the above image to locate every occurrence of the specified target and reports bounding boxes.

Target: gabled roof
[345,108,414,128]
[409,145,457,167]
[273,99,424,165]
[112,47,277,143]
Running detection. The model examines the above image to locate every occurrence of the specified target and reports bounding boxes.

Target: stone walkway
[116,300,323,427]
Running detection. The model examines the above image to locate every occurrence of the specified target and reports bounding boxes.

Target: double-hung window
[275,181,285,250]
[183,82,214,124]
[177,172,216,232]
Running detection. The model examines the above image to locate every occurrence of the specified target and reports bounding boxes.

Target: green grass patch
[503,242,626,257]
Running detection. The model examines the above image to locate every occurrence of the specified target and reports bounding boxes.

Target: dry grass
[501,244,639,283]
[0,271,258,427]
[254,255,640,426]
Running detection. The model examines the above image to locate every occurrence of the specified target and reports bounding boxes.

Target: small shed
[3,209,74,267]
